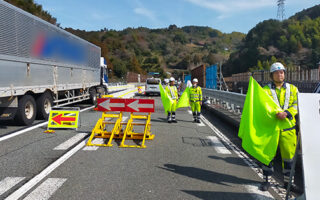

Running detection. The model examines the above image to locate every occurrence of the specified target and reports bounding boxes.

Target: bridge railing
[202,88,246,113]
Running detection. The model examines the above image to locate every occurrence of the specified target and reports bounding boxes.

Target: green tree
[257,60,263,70]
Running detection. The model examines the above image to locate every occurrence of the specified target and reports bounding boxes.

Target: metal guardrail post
[202,88,246,114]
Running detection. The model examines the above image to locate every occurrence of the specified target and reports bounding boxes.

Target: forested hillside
[66,26,244,78]
[223,4,320,76]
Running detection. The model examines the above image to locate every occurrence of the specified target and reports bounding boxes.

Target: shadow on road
[158,164,259,186]
[208,155,248,167]
[182,190,273,200]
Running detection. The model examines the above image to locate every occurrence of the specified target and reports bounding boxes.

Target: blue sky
[35,0,320,33]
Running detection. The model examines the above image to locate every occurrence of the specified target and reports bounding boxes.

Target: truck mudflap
[0,97,18,120]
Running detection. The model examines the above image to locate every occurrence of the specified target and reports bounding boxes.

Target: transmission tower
[277,0,285,20]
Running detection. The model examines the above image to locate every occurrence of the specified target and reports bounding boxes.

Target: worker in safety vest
[189,78,202,123]
[165,77,178,123]
[260,62,299,192]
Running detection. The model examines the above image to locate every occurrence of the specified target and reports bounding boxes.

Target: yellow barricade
[120,112,154,148]
[86,112,123,147]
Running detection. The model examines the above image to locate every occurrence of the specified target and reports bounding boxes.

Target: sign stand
[45,107,80,133]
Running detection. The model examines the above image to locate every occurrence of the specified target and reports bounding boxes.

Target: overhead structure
[277,0,285,20]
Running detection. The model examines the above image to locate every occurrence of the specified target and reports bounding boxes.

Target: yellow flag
[159,83,173,113]
[238,77,295,165]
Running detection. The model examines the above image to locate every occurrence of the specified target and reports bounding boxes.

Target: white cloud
[186,0,274,13]
[134,7,156,21]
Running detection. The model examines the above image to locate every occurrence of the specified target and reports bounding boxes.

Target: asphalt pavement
[0,95,285,200]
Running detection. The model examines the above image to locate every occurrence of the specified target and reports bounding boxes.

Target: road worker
[189,78,202,123]
[260,62,299,192]
[165,77,178,123]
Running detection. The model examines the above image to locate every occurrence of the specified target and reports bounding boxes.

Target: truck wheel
[15,95,37,125]
[36,92,53,120]
[90,89,97,106]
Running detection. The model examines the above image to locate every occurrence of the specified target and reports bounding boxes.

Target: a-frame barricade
[86,97,155,148]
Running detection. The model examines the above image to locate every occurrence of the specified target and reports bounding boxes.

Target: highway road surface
[0,93,294,200]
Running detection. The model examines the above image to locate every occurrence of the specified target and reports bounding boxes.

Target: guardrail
[202,88,246,113]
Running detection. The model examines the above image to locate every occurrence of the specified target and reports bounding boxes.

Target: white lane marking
[82,138,104,151]
[245,184,274,200]
[206,136,232,154]
[5,140,86,200]
[200,115,284,199]
[23,178,66,200]
[0,177,25,196]
[122,116,128,122]
[0,106,95,143]
[187,110,192,115]
[0,122,48,142]
[53,133,88,150]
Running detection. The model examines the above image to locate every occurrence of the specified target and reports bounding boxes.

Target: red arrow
[52,114,76,125]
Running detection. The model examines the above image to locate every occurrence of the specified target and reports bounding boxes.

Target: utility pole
[277,0,285,20]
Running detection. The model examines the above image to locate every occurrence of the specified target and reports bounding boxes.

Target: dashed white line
[5,140,86,200]
[122,116,128,122]
[53,133,88,150]
[0,177,25,196]
[82,138,105,151]
[23,178,67,200]
[206,136,232,154]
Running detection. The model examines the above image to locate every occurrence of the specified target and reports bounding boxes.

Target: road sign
[126,99,154,112]
[298,93,320,199]
[97,98,126,112]
[96,98,155,113]
[48,108,80,129]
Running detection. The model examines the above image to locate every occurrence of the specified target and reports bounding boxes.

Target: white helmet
[192,78,198,83]
[164,78,169,84]
[169,77,175,82]
[270,62,285,73]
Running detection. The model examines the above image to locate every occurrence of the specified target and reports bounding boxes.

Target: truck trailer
[0,0,108,125]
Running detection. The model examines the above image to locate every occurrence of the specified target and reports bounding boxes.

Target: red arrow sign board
[125,99,154,113]
[52,114,76,125]
[97,98,126,112]
[96,98,155,113]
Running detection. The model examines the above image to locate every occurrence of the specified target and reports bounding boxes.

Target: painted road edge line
[200,115,287,199]
[0,177,25,196]
[0,106,94,143]
[23,178,67,200]
[5,139,86,200]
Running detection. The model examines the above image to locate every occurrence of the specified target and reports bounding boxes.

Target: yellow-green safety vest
[263,82,298,123]
[165,85,178,100]
[189,86,202,102]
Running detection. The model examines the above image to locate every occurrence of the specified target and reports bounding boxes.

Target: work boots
[284,182,303,194]
[196,112,201,123]
[167,112,172,123]
[171,112,177,123]
[193,112,197,122]
[260,175,271,191]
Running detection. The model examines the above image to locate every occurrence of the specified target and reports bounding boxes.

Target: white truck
[0,1,108,125]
